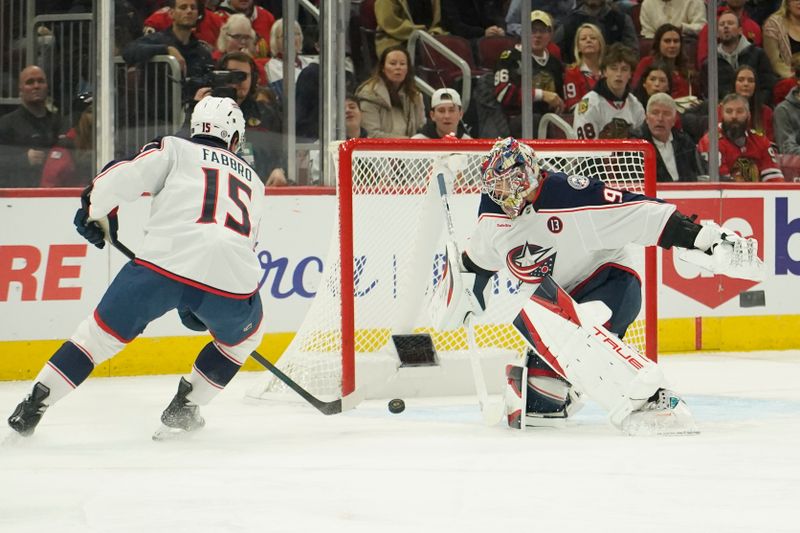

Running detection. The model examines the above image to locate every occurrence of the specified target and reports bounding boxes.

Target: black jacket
[122,28,213,100]
[700,42,775,106]
[634,125,702,182]
[0,106,63,187]
[440,0,505,39]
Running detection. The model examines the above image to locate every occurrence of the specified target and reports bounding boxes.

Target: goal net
[250,139,657,400]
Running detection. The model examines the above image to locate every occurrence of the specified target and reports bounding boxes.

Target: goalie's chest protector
[466,172,675,293]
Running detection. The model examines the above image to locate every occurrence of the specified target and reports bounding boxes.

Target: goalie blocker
[509,275,698,436]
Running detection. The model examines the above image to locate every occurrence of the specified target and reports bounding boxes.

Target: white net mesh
[255,139,655,398]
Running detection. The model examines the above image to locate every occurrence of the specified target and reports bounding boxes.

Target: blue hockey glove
[74,186,118,249]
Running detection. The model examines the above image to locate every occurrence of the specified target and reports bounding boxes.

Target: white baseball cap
[431,88,462,109]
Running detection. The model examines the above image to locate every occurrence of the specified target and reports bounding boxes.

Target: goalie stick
[107,238,360,415]
[434,162,505,426]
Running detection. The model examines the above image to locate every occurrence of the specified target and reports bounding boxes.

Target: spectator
[266,18,316,89]
[122,0,214,102]
[213,13,268,84]
[143,0,223,48]
[295,62,357,141]
[0,65,63,188]
[555,0,638,65]
[632,64,672,108]
[700,10,775,104]
[633,24,693,98]
[356,46,425,138]
[440,0,504,42]
[563,23,605,111]
[734,64,774,140]
[697,1,762,68]
[299,95,369,186]
[213,51,283,183]
[747,0,783,26]
[40,93,94,188]
[639,0,706,39]
[494,10,564,137]
[506,0,576,32]
[216,0,276,55]
[772,53,800,104]
[774,72,800,153]
[764,0,800,79]
[573,43,644,139]
[698,93,784,181]
[345,95,369,140]
[115,0,145,54]
[633,93,701,181]
[374,0,446,57]
[412,88,472,138]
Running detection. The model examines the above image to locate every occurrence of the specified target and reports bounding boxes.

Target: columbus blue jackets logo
[567,174,589,190]
[506,242,557,283]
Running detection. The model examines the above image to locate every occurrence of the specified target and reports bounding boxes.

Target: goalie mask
[190,96,245,151]
[480,137,541,218]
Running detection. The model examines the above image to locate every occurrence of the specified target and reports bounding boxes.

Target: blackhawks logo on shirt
[578,99,589,114]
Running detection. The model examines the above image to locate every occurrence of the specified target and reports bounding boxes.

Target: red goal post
[256,138,658,400]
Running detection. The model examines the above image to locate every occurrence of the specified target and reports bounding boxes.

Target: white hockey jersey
[88,136,265,297]
[465,172,675,294]
[572,88,645,140]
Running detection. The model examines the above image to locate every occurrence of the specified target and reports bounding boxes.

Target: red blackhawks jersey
[88,136,265,297]
[464,172,676,295]
[563,64,599,111]
[697,128,784,182]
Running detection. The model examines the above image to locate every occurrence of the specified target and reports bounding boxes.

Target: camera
[184,66,247,100]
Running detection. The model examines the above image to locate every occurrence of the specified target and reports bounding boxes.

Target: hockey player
[7,96,266,440]
[433,137,763,434]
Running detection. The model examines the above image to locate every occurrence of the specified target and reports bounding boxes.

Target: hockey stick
[106,238,360,415]
[434,165,505,426]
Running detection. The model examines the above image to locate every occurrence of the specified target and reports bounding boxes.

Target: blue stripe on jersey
[533,172,660,210]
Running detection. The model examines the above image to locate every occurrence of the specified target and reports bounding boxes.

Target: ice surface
[1,351,799,533]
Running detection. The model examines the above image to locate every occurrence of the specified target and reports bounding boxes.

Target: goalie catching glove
[429,241,485,330]
[678,222,764,281]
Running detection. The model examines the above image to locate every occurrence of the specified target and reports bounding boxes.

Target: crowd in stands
[3,0,800,186]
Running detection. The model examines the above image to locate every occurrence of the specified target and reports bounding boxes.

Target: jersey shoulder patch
[578,99,590,114]
[534,172,606,209]
[567,174,590,190]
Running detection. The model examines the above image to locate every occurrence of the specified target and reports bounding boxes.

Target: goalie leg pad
[513,276,692,432]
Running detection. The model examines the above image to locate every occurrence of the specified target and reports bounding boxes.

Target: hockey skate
[620,388,699,436]
[153,377,205,441]
[8,382,50,437]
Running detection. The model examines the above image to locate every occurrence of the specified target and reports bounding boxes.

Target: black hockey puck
[388,398,405,414]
